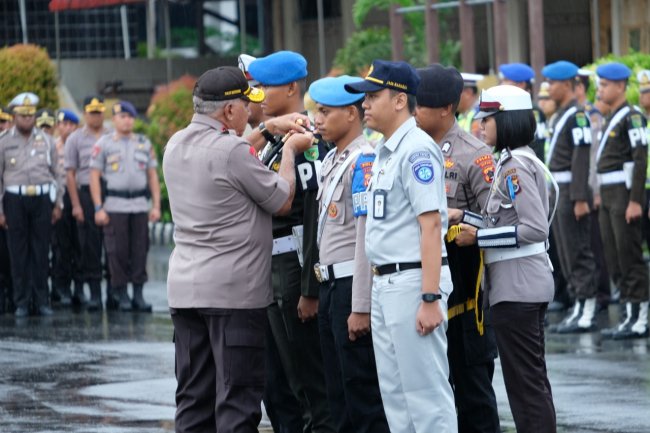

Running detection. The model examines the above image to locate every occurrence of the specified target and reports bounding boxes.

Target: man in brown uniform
[66,96,110,310]
[309,75,390,433]
[163,66,313,433]
[542,61,598,333]
[596,63,649,339]
[0,92,63,317]
[89,100,160,312]
[415,64,500,433]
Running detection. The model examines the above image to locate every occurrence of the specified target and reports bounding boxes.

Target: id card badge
[373,190,387,219]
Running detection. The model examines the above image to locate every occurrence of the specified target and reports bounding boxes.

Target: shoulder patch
[304,146,319,161]
[576,112,588,127]
[412,159,435,184]
[408,151,431,163]
[630,114,643,129]
[505,174,521,198]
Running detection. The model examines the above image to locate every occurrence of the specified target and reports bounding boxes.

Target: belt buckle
[314,264,324,283]
[372,265,380,276]
[25,185,37,196]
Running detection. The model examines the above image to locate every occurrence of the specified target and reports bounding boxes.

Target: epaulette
[499,148,512,163]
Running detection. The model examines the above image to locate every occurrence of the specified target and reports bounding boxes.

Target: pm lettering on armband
[297,160,323,190]
[628,128,648,148]
[352,191,369,216]
[572,127,592,146]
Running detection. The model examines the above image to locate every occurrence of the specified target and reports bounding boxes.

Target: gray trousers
[551,185,597,299]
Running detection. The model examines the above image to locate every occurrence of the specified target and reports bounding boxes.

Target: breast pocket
[375,173,394,191]
[327,183,346,225]
[106,152,124,173]
[134,150,149,171]
[4,147,20,172]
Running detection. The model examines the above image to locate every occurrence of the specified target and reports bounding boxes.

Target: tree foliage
[583,52,650,106]
[0,44,58,109]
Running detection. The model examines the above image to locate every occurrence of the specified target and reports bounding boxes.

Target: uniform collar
[608,101,629,120]
[557,99,578,115]
[439,121,461,154]
[382,117,417,152]
[192,113,226,132]
[10,126,37,138]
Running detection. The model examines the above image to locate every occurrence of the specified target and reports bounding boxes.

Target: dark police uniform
[596,63,649,339]
[249,51,335,433]
[90,101,157,312]
[310,75,389,433]
[416,64,500,433]
[0,93,63,316]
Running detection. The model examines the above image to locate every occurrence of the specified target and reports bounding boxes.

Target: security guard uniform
[416,64,500,433]
[90,101,157,312]
[472,85,557,433]
[310,76,389,433]
[543,61,599,333]
[596,63,649,339]
[65,97,110,310]
[346,61,457,433]
[0,93,63,316]
[249,51,335,433]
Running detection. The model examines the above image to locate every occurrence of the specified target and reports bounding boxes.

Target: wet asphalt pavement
[1,245,649,432]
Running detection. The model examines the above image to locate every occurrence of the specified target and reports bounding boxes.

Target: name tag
[373,190,386,220]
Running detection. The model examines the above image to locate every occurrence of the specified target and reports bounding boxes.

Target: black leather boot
[86,280,103,311]
[71,280,87,306]
[131,284,152,312]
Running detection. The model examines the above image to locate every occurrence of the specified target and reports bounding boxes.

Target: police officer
[36,109,56,136]
[66,96,110,310]
[345,60,457,432]
[542,61,599,333]
[0,107,12,132]
[89,100,160,312]
[455,84,557,433]
[163,66,314,433]
[500,63,547,161]
[595,63,649,339]
[0,92,63,317]
[309,75,390,433]
[247,51,335,433]
[50,109,80,307]
[457,73,483,138]
[415,64,500,433]
[638,70,650,253]
[0,105,13,314]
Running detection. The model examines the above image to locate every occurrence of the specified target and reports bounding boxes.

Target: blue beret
[248,51,308,86]
[542,61,579,81]
[596,62,632,81]
[57,109,79,124]
[345,60,420,95]
[112,100,137,117]
[309,76,364,107]
[500,63,535,83]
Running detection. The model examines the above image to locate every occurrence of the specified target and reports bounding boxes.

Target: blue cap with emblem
[596,62,632,81]
[542,60,579,81]
[248,51,308,86]
[112,100,137,117]
[499,63,535,83]
[309,76,365,107]
[344,59,420,95]
[57,109,80,124]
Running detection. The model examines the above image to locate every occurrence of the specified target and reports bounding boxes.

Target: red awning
[49,0,145,12]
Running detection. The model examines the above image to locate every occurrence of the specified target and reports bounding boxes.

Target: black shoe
[106,295,119,311]
[14,306,29,317]
[71,283,88,306]
[86,281,103,312]
[555,322,597,334]
[38,306,54,316]
[52,289,72,306]
[612,328,649,340]
[131,284,152,313]
[112,286,132,312]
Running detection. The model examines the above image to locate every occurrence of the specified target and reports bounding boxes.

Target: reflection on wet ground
[0,246,648,432]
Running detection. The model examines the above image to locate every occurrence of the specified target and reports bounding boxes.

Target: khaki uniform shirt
[481,147,554,306]
[90,132,157,213]
[317,135,373,313]
[163,114,290,309]
[65,125,109,186]
[0,126,62,214]
[597,102,648,204]
[440,121,493,213]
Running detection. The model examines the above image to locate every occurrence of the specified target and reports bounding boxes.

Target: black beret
[416,64,464,108]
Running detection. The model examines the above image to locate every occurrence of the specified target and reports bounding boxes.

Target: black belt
[106,189,148,199]
[372,258,448,276]
[79,185,91,192]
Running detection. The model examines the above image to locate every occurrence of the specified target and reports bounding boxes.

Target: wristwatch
[422,293,442,303]
[94,204,103,212]
[258,122,275,142]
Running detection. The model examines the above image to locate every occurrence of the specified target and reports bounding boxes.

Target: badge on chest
[373,190,387,219]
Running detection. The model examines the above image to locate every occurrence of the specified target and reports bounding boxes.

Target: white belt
[597,170,626,186]
[272,235,297,256]
[484,242,547,265]
[551,171,572,183]
[6,183,51,196]
[314,260,355,283]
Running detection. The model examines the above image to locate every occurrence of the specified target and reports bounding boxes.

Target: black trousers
[77,187,103,283]
[266,252,334,433]
[171,307,266,433]
[104,212,149,288]
[491,302,556,433]
[552,186,597,299]
[0,227,13,311]
[590,210,611,306]
[51,190,81,291]
[3,193,53,309]
[317,277,389,433]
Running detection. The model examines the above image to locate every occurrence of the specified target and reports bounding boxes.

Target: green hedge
[0,44,58,108]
